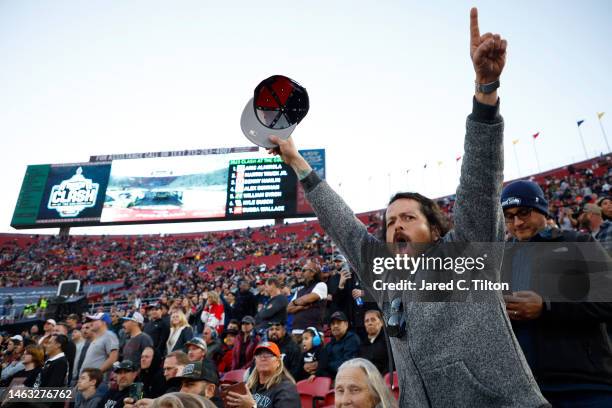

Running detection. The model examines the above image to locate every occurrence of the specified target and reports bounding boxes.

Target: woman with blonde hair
[200,291,224,335]
[334,358,398,408]
[225,341,300,407]
[166,310,194,354]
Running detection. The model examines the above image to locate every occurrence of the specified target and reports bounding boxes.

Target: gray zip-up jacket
[299,98,549,407]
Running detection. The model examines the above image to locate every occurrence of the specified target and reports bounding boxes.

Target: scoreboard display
[11,147,325,229]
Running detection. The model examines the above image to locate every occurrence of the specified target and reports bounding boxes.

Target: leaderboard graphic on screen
[11,147,325,229]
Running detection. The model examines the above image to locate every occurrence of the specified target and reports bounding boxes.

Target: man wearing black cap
[143,304,169,358]
[266,321,302,380]
[318,312,360,379]
[100,360,140,408]
[501,179,612,406]
[176,361,221,407]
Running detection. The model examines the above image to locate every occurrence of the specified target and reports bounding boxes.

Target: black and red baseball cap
[240,75,309,148]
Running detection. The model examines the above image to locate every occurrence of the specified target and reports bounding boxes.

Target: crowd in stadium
[0,260,394,407]
[1,156,610,297]
[0,155,610,407]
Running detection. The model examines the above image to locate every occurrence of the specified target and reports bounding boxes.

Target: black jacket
[97,386,130,408]
[144,318,170,357]
[358,331,390,375]
[274,334,302,381]
[255,294,289,330]
[138,348,165,399]
[318,331,361,378]
[502,228,612,387]
[64,340,76,384]
[35,354,69,388]
[235,290,257,321]
[251,377,300,408]
[297,345,326,381]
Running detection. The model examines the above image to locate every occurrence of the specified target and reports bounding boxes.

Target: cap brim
[240,98,296,149]
[254,345,280,358]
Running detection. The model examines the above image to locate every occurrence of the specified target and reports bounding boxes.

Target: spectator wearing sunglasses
[286,260,327,336]
[268,8,548,407]
[501,180,612,406]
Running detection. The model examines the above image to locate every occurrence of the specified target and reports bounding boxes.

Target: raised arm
[452,7,508,243]
[268,136,381,295]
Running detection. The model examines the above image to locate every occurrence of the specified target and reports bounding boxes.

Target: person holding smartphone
[225,342,300,408]
[100,360,141,408]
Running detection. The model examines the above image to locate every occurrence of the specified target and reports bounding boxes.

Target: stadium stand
[0,154,610,407]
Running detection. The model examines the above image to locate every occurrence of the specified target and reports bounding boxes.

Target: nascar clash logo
[47,167,99,217]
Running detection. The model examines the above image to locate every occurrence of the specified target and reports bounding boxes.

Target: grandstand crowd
[0,155,611,408]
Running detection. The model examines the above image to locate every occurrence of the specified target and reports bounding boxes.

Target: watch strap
[475,79,500,94]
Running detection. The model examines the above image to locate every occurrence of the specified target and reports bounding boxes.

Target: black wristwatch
[475,79,500,94]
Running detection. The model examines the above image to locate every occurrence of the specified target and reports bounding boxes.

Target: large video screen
[11,148,324,229]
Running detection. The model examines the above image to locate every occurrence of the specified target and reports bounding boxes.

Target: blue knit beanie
[501,180,548,216]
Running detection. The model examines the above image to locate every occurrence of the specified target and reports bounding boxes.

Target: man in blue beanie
[501,179,612,407]
[500,180,550,241]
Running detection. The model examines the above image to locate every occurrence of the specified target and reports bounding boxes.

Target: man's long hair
[380,192,450,241]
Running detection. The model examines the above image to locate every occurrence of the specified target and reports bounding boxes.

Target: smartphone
[221,382,248,406]
[129,382,144,402]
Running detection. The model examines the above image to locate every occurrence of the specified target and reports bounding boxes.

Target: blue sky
[1,0,610,234]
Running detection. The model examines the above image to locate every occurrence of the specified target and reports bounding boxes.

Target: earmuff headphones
[306,327,322,347]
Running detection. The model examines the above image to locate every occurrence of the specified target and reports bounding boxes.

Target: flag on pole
[532,132,540,139]
[512,139,519,145]
[598,112,606,120]
[455,155,462,162]
[577,120,585,127]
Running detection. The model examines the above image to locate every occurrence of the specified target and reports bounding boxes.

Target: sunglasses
[387,297,406,338]
[255,353,276,360]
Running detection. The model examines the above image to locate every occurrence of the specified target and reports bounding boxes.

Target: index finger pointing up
[470,7,480,45]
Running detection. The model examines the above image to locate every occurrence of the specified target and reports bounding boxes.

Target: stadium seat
[323,389,335,407]
[220,369,246,385]
[297,377,333,408]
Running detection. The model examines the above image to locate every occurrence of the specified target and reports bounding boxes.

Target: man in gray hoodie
[267,7,549,408]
